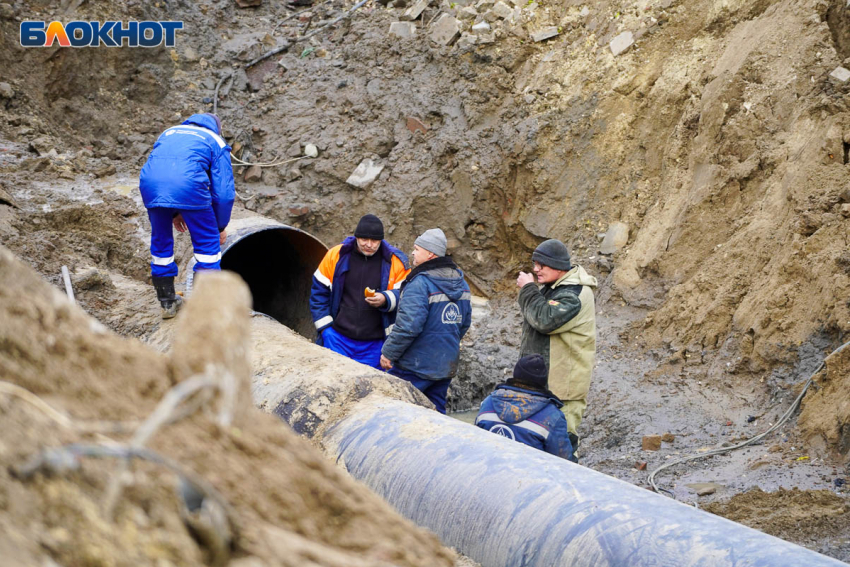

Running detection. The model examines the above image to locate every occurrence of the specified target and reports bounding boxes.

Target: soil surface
[1,0,850,563]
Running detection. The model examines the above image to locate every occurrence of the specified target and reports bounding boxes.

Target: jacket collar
[406,256,457,282]
[496,383,563,407]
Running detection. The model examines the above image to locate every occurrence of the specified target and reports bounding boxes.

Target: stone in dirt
[235,0,262,6]
[531,26,559,42]
[610,31,635,56]
[0,81,13,99]
[94,164,117,178]
[458,6,478,20]
[401,0,429,21]
[600,221,629,254]
[289,205,311,217]
[287,141,302,157]
[457,32,478,48]
[829,66,850,83]
[661,432,675,443]
[491,1,513,18]
[687,482,722,496]
[0,185,18,208]
[304,143,318,158]
[642,435,662,451]
[28,136,54,156]
[430,14,461,46]
[407,117,428,134]
[390,21,417,38]
[244,165,262,182]
[346,159,385,188]
[472,21,491,33]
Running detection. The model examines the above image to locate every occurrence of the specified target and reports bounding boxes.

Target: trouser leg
[147,207,183,319]
[147,207,179,278]
[180,207,222,271]
[561,399,587,435]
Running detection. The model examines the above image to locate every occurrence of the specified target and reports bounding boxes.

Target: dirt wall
[0,244,457,567]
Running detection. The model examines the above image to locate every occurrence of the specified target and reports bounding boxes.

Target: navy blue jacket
[139,114,235,231]
[381,258,472,381]
[476,385,575,461]
[309,237,409,344]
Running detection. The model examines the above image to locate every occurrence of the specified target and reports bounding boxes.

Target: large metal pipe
[321,397,847,567]
[175,214,846,567]
[187,216,327,338]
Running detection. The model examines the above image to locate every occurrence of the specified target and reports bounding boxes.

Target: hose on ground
[648,339,850,497]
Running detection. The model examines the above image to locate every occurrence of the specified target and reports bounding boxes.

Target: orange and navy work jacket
[309,236,410,341]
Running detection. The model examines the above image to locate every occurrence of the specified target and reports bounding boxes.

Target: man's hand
[173,214,187,233]
[517,271,535,288]
[365,293,387,308]
[219,228,227,246]
[380,355,393,370]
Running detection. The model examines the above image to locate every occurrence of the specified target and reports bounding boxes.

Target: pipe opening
[221,227,326,338]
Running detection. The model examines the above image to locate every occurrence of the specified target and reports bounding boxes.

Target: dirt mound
[704,488,850,557]
[0,245,456,567]
[800,343,850,461]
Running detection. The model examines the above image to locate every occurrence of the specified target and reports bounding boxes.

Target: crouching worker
[139,113,235,319]
[380,228,472,414]
[475,354,576,462]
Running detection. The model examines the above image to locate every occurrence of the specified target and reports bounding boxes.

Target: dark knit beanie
[532,239,572,271]
[511,354,549,391]
[354,214,384,240]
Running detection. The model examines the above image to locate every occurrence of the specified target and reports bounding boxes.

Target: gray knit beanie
[414,228,447,257]
[532,239,572,271]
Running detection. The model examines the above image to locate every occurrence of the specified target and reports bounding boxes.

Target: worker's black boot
[568,432,580,464]
[152,276,182,319]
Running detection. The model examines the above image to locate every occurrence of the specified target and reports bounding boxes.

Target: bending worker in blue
[139,113,234,319]
[476,354,575,461]
[380,228,472,414]
[310,214,409,368]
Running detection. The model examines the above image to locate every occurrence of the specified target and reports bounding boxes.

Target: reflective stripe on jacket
[309,237,408,342]
[475,385,574,461]
[139,114,235,231]
[381,259,472,381]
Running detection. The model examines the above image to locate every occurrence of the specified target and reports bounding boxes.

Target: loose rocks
[346,159,384,188]
[610,31,635,56]
[642,435,662,451]
[390,21,417,38]
[431,14,461,45]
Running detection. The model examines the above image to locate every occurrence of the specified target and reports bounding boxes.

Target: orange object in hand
[364,287,376,298]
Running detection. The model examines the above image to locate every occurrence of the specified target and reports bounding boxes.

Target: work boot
[568,432,581,464]
[152,276,183,319]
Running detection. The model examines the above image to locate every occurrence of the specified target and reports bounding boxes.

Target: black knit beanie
[511,354,549,391]
[354,214,384,240]
[532,239,572,271]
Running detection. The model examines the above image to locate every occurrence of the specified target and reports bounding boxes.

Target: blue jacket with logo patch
[381,257,472,381]
[139,114,235,231]
[476,385,574,461]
